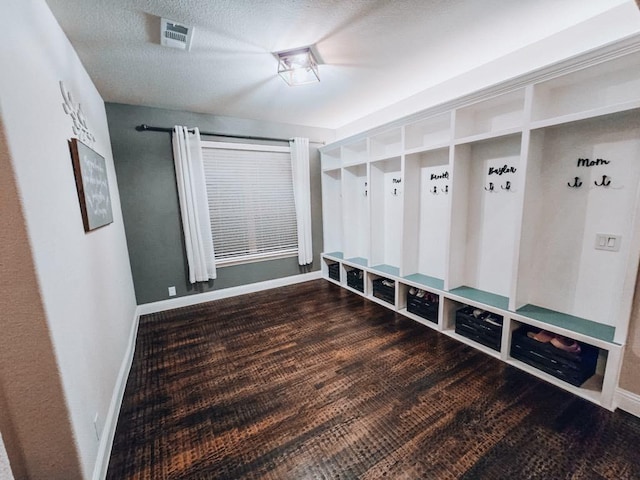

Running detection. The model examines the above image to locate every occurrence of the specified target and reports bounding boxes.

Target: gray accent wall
[106,103,334,304]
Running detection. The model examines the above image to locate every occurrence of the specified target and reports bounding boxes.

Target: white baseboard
[92,310,141,480]
[137,271,322,316]
[615,388,640,418]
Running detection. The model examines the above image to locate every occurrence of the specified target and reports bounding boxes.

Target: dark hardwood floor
[107,280,640,479]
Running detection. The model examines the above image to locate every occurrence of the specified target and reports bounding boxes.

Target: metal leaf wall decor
[59,81,95,144]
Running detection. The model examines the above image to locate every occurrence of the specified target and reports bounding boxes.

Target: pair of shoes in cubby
[408,287,424,297]
[469,308,501,327]
[527,329,581,354]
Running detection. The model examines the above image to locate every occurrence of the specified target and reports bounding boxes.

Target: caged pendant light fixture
[275,47,320,86]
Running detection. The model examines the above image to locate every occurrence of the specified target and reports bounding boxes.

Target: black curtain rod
[135,124,325,145]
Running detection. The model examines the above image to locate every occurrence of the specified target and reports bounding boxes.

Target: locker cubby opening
[370,157,402,271]
[454,89,526,140]
[531,50,640,124]
[321,168,343,255]
[454,305,503,352]
[401,147,449,286]
[441,297,503,357]
[404,112,451,151]
[345,266,365,293]
[516,111,640,335]
[342,139,368,165]
[405,286,439,324]
[368,273,396,306]
[342,163,370,262]
[508,319,606,395]
[448,134,521,306]
[322,257,341,283]
[322,146,341,170]
[370,128,402,160]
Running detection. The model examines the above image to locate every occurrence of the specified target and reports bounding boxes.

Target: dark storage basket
[372,278,395,305]
[328,263,340,281]
[455,306,503,351]
[407,290,439,323]
[510,326,598,387]
[346,268,364,292]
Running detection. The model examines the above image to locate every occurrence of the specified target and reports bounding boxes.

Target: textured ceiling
[45,0,633,129]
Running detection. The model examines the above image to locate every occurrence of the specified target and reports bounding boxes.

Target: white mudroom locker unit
[320,42,640,411]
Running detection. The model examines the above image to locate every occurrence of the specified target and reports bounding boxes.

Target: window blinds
[201,143,298,265]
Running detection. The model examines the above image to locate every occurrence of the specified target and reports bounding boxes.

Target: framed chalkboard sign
[69,138,113,231]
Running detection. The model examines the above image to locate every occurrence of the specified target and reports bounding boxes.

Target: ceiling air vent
[160,18,194,51]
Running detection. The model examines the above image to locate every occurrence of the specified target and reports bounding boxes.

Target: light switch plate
[595,233,621,252]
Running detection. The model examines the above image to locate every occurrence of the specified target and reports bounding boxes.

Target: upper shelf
[531,50,640,125]
[342,139,368,165]
[321,146,341,171]
[404,112,452,152]
[454,89,526,141]
[370,128,402,161]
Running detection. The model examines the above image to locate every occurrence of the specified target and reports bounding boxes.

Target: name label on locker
[430,171,449,180]
[577,158,610,167]
[488,165,517,176]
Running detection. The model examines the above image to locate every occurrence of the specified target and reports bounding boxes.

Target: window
[201,141,298,266]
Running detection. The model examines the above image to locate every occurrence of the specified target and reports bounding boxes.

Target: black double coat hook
[594,175,611,187]
[568,177,582,188]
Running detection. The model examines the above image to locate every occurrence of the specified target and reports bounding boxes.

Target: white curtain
[172,126,217,282]
[290,137,313,265]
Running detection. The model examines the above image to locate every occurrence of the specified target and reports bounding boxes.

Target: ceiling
[45,0,634,130]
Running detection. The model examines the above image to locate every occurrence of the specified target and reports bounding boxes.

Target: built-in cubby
[505,316,615,405]
[404,285,440,325]
[448,134,521,306]
[319,44,640,411]
[321,169,343,256]
[509,321,600,383]
[370,128,402,161]
[370,156,402,273]
[322,146,342,171]
[344,264,366,294]
[402,148,449,286]
[441,297,503,359]
[404,113,451,152]
[342,139,368,165]
[397,279,443,330]
[516,111,640,344]
[531,50,640,127]
[342,163,369,263]
[369,273,396,307]
[454,89,526,141]
[322,257,341,284]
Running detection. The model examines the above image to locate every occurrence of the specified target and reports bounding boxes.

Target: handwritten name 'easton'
[430,171,449,180]
[488,165,517,176]
[577,158,610,167]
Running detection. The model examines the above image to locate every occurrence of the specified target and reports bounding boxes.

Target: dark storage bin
[407,289,439,323]
[372,278,395,305]
[510,326,598,387]
[455,306,503,351]
[328,263,340,281]
[346,268,364,292]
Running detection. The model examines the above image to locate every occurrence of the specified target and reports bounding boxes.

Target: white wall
[336,3,640,139]
[0,1,137,478]
[0,432,14,480]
